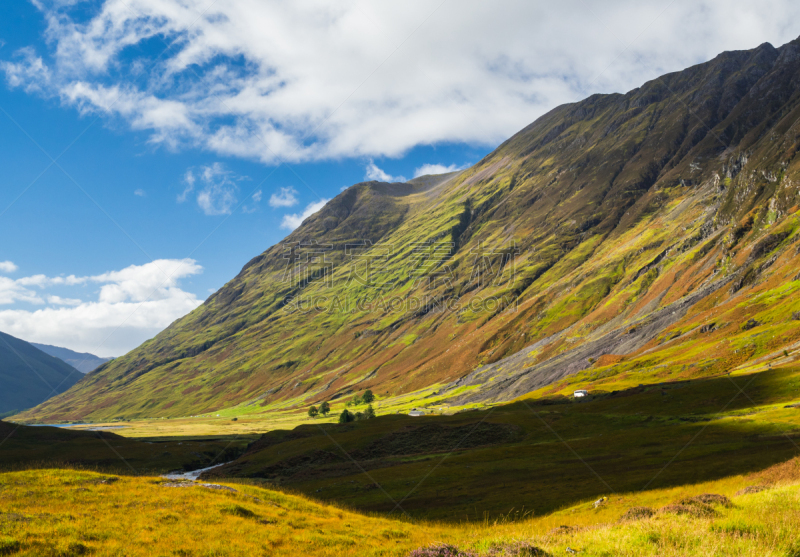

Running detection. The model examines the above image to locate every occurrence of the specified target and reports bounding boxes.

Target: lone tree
[320,401,330,416]
[307,406,319,418]
[362,389,375,404]
[338,409,354,424]
[364,404,376,419]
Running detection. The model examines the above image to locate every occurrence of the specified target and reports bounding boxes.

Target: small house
[409,409,425,417]
[573,389,589,398]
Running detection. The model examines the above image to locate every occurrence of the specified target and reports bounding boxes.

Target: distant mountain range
[18,36,800,422]
[0,331,83,416]
[30,343,112,374]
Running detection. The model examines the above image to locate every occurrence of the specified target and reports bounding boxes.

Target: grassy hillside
[0,420,251,474]
[1,457,800,556]
[0,332,82,415]
[200,364,800,520]
[19,36,800,422]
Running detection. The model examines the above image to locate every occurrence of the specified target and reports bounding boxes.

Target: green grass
[200,365,800,520]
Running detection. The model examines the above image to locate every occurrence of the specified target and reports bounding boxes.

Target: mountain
[0,331,82,416]
[30,343,112,374]
[19,36,800,422]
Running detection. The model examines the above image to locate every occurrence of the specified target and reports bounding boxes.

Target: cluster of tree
[346,389,375,407]
[338,404,376,423]
[307,401,331,418]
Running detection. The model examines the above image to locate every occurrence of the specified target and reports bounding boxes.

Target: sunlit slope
[20,37,800,421]
[3,457,800,556]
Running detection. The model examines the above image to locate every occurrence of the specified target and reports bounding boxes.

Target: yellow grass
[2,457,800,556]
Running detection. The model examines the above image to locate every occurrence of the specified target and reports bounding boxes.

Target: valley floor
[1,457,800,556]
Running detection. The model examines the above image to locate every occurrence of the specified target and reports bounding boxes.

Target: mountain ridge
[18,35,800,422]
[0,331,82,415]
[30,343,112,374]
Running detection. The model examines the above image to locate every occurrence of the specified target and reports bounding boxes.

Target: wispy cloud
[269,187,299,208]
[365,160,406,183]
[242,189,263,213]
[134,188,146,197]
[180,162,247,216]
[413,163,468,178]
[281,199,329,231]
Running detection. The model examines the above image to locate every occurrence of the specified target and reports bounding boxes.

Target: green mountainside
[30,343,112,374]
[19,36,800,422]
[0,331,82,416]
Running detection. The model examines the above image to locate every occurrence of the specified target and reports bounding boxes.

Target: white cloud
[47,295,83,306]
[413,163,468,178]
[0,261,18,274]
[1,47,50,92]
[134,188,146,196]
[180,162,246,215]
[0,277,44,305]
[281,199,330,230]
[365,160,406,183]
[4,1,798,165]
[0,259,203,357]
[269,187,299,208]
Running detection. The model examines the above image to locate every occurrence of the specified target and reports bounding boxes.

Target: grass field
[0,420,253,475]
[6,364,800,523]
[198,365,800,521]
[1,456,800,556]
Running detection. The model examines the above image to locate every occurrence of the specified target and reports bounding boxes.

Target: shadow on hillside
[205,368,800,521]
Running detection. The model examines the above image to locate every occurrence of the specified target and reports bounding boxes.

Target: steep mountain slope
[20,36,800,422]
[30,343,112,374]
[0,331,82,415]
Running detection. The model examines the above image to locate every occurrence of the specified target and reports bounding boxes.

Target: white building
[409,409,425,417]
[573,390,589,398]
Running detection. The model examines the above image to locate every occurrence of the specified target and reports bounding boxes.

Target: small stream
[162,461,230,481]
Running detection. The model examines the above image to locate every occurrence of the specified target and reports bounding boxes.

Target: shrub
[363,389,375,403]
[658,502,716,518]
[308,406,319,418]
[338,409,354,424]
[364,405,376,419]
[683,493,731,507]
[619,507,655,521]
[320,402,330,416]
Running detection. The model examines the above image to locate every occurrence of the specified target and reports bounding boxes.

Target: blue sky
[0,0,798,356]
